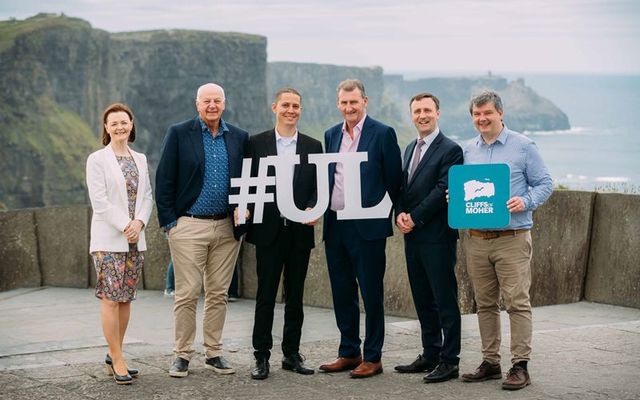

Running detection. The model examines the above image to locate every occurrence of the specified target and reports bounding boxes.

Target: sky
[1,0,639,75]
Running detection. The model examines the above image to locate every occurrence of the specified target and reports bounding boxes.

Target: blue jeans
[165,260,175,291]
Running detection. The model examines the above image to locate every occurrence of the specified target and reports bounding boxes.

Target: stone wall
[1,191,638,314]
[584,193,640,309]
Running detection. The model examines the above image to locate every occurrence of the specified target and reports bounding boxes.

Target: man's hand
[304,207,319,226]
[234,207,251,227]
[396,212,415,234]
[506,196,525,213]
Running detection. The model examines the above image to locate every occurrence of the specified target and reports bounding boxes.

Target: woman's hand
[124,219,144,243]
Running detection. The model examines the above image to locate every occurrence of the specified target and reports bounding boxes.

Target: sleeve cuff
[163,220,177,233]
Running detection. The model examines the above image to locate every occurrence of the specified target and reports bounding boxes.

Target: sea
[400,72,640,191]
[499,74,639,191]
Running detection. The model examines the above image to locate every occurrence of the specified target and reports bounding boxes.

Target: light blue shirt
[463,126,553,230]
[275,128,298,156]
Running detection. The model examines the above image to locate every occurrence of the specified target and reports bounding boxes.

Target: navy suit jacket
[395,131,463,243]
[155,116,249,239]
[323,116,402,242]
[245,129,323,249]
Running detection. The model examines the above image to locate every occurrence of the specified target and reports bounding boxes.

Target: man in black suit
[155,83,248,378]
[394,93,463,383]
[245,88,323,380]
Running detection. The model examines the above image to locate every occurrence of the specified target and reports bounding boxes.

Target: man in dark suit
[245,88,322,380]
[155,83,248,378]
[394,93,463,383]
[319,79,402,378]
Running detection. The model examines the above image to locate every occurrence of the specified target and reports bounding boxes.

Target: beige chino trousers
[168,216,241,360]
[465,231,533,364]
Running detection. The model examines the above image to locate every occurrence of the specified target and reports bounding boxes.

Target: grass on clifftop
[0,13,91,54]
[2,95,99,182]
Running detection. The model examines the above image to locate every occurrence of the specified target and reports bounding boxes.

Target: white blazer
[86,143,154,253]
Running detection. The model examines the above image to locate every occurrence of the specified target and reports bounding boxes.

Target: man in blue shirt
[155,83,248,378]
[460,91,552,391]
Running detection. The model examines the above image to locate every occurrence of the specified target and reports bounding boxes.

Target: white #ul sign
[229,152,392,225]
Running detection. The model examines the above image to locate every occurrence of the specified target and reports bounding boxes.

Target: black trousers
[252,225,311,360]
[405,239,461,365]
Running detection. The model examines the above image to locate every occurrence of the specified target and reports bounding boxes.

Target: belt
[185,213,228,221]
[469,229,529,239]
[281,217,292,227]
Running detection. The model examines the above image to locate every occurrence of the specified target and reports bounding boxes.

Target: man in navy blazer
[394,93,463,383]
[155,83,248,378]
[319,79,402,378]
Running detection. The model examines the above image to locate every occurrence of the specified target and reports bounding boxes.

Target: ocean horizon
[411,73,640,191]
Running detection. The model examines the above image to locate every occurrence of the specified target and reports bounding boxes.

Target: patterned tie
[409,139,425,181]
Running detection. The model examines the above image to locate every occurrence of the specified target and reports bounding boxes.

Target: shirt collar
[341,113,367,138]
[417,126,440,147]
[199,117,229,137]
[275,128,298,144]
[476,124,507,146]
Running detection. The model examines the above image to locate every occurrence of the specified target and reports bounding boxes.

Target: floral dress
[92,155,144,302]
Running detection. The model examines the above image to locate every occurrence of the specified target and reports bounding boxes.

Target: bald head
[196,83,225,101]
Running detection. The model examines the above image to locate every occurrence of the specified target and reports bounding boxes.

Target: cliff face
[0,14,270,209]
[1,14,570,210]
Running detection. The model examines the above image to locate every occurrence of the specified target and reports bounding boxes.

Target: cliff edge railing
[1,191,638,315]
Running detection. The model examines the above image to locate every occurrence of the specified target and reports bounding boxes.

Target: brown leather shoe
[319,356,363,373]
[502,365,531,390]
[462,360,502,382]
[349,361,383,378]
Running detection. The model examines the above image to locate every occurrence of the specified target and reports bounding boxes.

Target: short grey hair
[469,90,503,114]
[337,79,366,98]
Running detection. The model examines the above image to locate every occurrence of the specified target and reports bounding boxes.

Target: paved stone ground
[1,287,639,400]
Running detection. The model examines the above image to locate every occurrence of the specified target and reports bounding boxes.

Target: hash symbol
[229,158,275,224]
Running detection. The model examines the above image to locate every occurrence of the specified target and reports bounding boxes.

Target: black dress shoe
[423,362,459,383]
[395,354,438,373]
[205,355,235,375]
[169,357,189,378]
[251,358,270,380]
[105,354,139,377]
[282,353,315,375]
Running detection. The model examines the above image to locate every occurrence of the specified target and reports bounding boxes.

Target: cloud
[1,0,638,73]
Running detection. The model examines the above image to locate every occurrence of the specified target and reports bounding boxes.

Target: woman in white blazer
[86,103,153,385]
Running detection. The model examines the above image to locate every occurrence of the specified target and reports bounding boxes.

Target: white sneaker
[164,289,175,297]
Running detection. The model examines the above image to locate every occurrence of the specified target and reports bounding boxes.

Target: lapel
[187,117,205,169]
[327,125,342,184]
[408,132,443,188]
[293,131,307,189]
[356,116,374,153]
[329,125,343,153]
[104,144,128,208]
[265,129,278,157]
[264,129,278,179]
[130,149,147,214]
[404,140,416,174]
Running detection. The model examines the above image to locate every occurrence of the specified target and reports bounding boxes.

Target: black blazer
[395,131,463,243]
[245,129,323,249]
[323,116,403,242]
[155,117,249,239]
